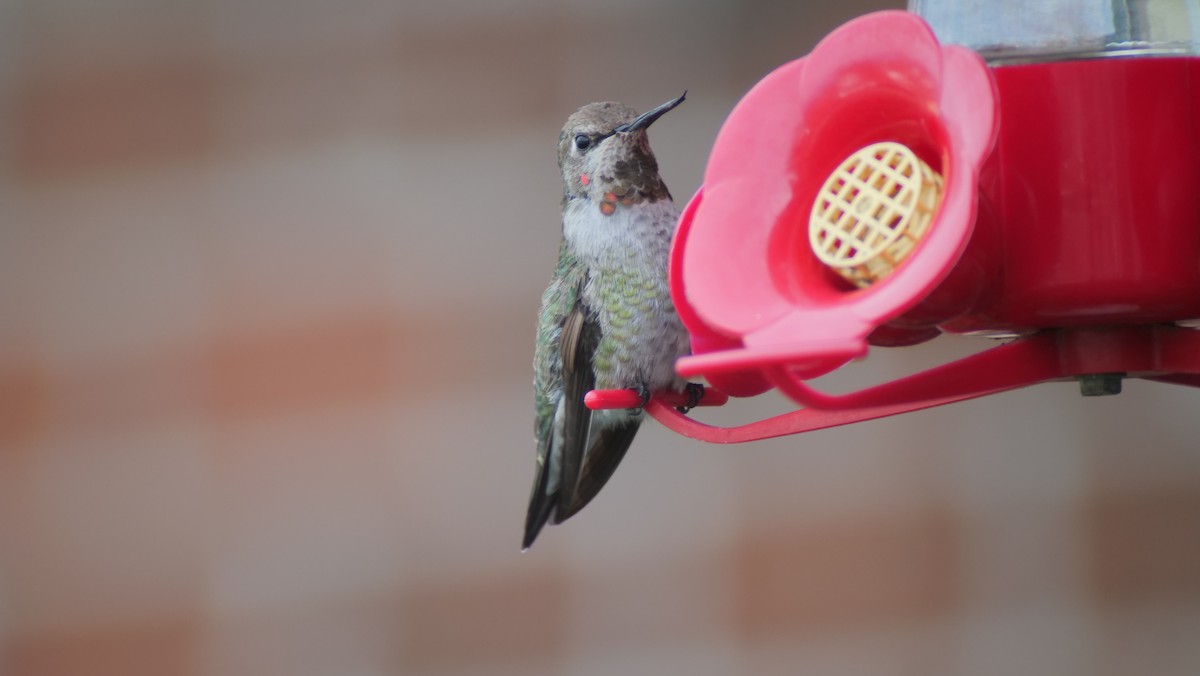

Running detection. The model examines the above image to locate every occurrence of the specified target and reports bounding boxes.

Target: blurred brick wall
[2,1,1200,675]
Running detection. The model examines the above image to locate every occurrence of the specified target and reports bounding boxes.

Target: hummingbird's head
[557,92,685,212]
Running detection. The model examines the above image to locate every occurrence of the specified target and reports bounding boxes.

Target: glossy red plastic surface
[673,10,997,388]
[584,387,728,410]
[628,10,1200,442]
[961,57,1200,330]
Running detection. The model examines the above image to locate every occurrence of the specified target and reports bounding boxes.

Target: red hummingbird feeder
[586,3,1200,442]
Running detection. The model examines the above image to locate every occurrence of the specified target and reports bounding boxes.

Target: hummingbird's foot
[676,382,706,414]
[627,383,652,414]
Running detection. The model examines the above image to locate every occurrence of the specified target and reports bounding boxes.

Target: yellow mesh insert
[809,142,943,287]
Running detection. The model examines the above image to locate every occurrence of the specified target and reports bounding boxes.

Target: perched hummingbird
[524,93,696,550]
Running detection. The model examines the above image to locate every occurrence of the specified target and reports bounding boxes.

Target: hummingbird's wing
[523,290,596,549]
[548,298,596,522]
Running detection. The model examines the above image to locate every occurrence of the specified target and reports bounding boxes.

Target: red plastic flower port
[672,10,998,397]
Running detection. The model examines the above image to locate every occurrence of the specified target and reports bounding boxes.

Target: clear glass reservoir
[909,0,1200,63]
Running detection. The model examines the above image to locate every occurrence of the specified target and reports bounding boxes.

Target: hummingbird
[524,92,697,550]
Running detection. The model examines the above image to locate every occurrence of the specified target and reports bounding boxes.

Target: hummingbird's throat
[598,189,640,216]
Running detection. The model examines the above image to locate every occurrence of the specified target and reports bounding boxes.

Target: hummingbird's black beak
[614,91,686,133]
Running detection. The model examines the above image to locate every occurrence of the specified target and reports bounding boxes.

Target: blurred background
[2,0,1200,673]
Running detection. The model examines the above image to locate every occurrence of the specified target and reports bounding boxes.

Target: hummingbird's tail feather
[556,417,641,523]
[522,457,555,551]
[522,395,593,550]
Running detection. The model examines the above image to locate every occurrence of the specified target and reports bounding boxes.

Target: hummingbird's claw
[676,382,706,414]
[627,383,652,414]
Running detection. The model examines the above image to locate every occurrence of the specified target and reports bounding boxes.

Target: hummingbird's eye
[574,134,592,151]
